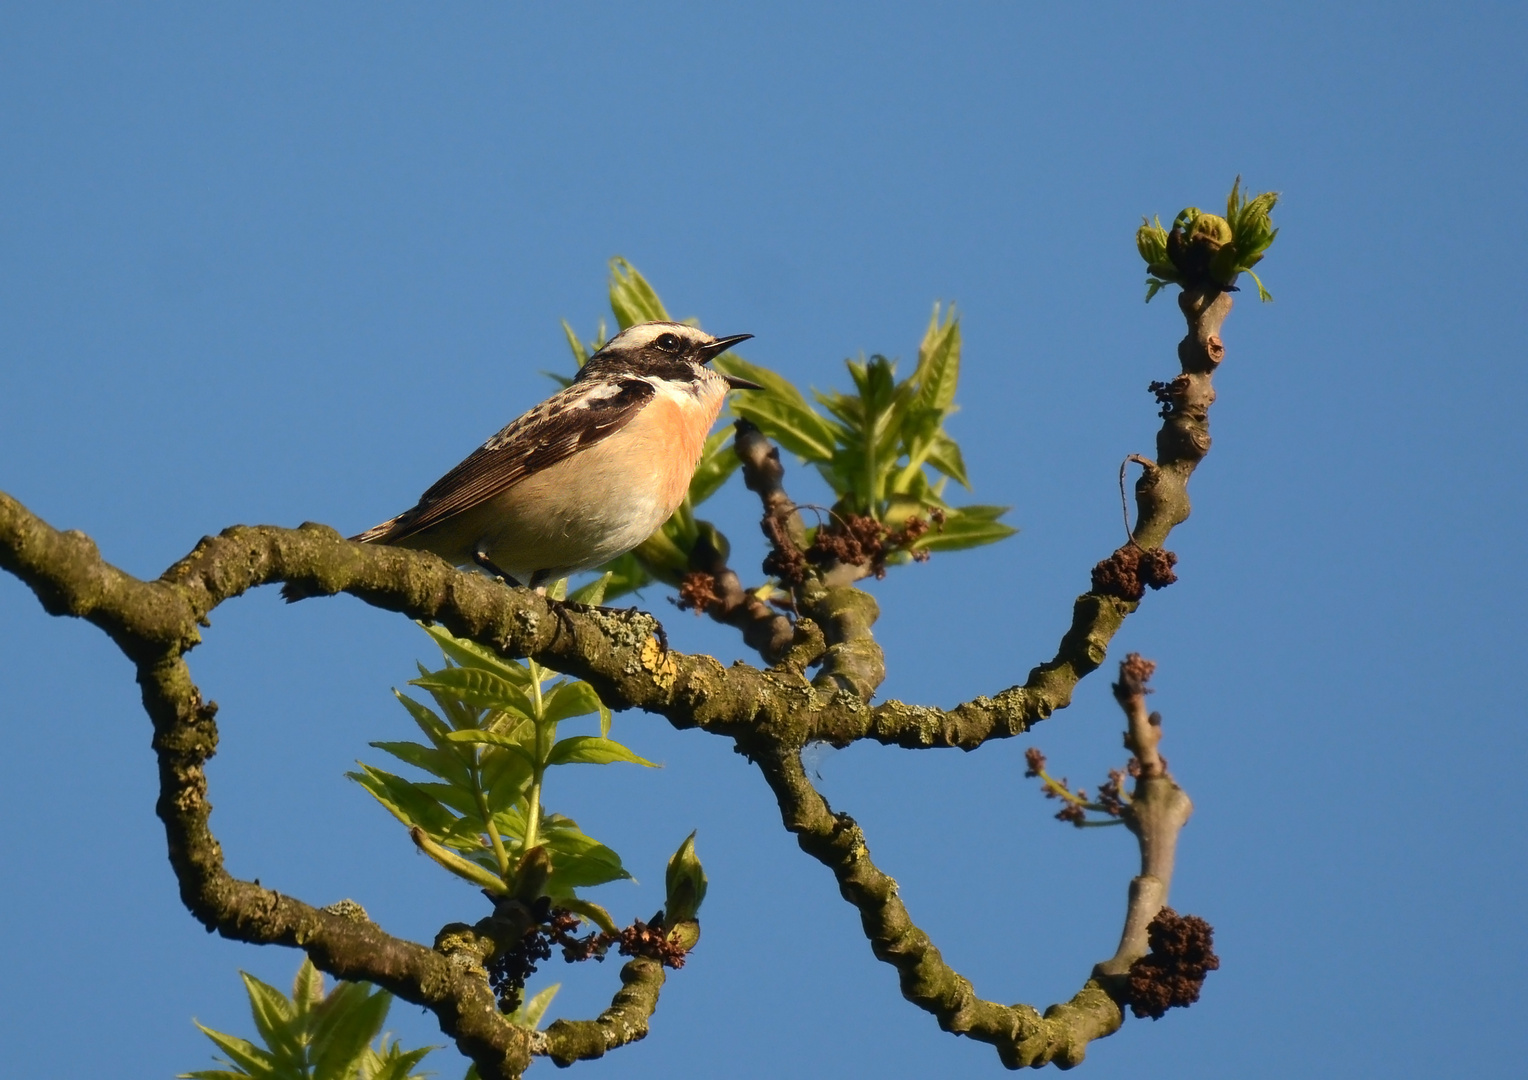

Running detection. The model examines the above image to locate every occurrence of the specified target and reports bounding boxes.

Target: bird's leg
[527,568,585,642]
[472,547,524,588]
[642,610,669,653]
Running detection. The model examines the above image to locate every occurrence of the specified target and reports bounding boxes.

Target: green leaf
[943,503,1009,520]
[540,681,606,726]
[186,1023,278,1077]
[913,506,1018,552]
[914,304,961,416]
[509,983,561,1030]
[348,765,461,837]
[628,526,692,582]
[478,744,536,810]
[186,961,436,1080]
[1136,215,1171,267]
[592,552,651,603]
[608,257,670,328]
[569,571,613,606]
[239,973,300,1066]
[715,354,840,461]
[413,779,485,821]
[546,735,658,768]
[540,815,633,890]
[417,678,483,733]
[560,318,590,367]
[555,897,619,934]
[490,803,530,842]
[368,740,472,788]
[923,431,970,489]
[411,826,511,892]
[418,623,531,687]
[1242,266,1273,302]
[367,1041,437,1080]
[292,959,324,1014]
[390,690,455,747]
[443,729,538,771]
[411,667,536,720]
[311,983,391,1080]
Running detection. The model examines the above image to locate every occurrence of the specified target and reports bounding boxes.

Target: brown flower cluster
[1125,907,1221,1019]
[761,514,810,587]
[486,906,698,1012]
[1119,652,1157,687]
[610,914,693,969]
[800,511,942,580]
[675,570,723,616]
[1149,374,1191,418]
[1095,768,1129,818]
[1091,544,1179,602]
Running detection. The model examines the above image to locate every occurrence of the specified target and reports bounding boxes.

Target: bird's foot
[545,595,584,643]
[626,605,669,653]
[541,598,668,653]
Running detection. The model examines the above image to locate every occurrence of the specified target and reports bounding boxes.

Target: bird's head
[579,322,760,390]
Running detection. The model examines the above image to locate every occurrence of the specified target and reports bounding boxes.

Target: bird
[285,321,758,599]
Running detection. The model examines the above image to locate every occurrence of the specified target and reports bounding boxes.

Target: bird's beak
[702,334,760,389]
[701,333,753,359]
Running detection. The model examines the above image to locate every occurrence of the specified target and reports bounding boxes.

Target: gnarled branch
[0,285,1234,1073]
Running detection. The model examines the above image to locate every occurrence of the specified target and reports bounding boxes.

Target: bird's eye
[655,332,681,353]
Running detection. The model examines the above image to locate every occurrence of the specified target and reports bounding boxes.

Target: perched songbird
[311,322,757,592]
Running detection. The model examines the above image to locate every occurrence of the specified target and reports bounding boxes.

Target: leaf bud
[1187,213,1233,248]
[692,520,731,565]
[1136,216,1170,268]
[511,845,552,902]
[1209,242,1245,287]
[665,919,701,952]
[664,831,708,923]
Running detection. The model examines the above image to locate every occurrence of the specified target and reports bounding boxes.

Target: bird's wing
[356,377,656,544]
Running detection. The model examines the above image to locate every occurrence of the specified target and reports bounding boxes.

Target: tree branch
[1094,654,1194,982]
[749,743,1121,1067]
[676,522,799,665]
[537,956,667,1066]
[0,284,1235,1074]
[734,418,887,701]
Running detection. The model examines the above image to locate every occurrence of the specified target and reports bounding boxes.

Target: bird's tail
[349,514,406,544]
[279,514,401,602]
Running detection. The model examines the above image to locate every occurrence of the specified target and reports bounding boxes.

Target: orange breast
[619,384,725,512]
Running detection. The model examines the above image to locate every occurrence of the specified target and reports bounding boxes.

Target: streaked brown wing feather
[362,378,655,544]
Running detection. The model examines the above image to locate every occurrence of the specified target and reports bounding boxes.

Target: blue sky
[1,3,1524,1077]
